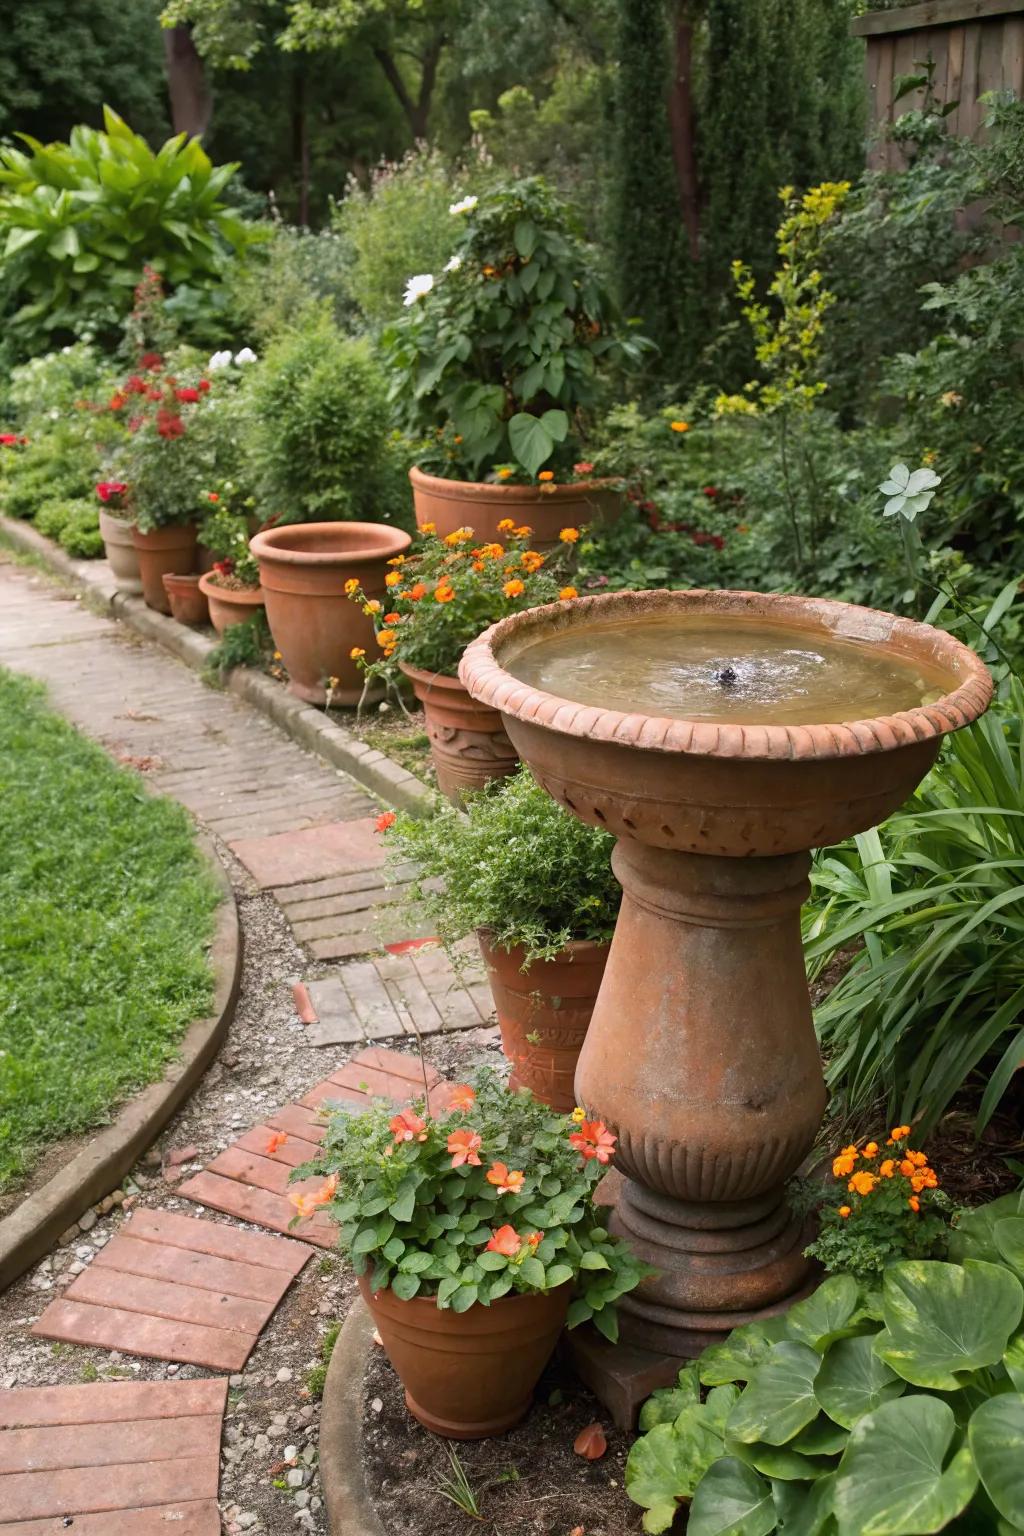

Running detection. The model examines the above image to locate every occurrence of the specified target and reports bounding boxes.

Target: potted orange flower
[292,1068,650,1438]
[346,522,579,800]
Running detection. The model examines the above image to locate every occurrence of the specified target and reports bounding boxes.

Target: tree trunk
[373,34,445,141]
[163,25,212,139]
[668,2,701,260]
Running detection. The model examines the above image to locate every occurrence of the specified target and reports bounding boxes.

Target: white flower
[403,273,435,307]
[234,347,258,365]
[448,196,478,215]
[208,350,232,371]
[443,254,462,273]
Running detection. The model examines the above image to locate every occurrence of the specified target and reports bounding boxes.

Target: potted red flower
[292,1068,649,1438]
[95,480,142,594]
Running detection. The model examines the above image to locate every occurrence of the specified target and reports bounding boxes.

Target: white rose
[448,196,478,215]
[234,347,258,365]
[403,273,435,307]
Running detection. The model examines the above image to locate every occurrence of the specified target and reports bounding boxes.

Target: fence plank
[853,0,1024,39]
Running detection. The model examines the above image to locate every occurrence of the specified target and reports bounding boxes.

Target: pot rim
[477,928,612,966]
[160,571,202,589]
[361,1273,572,1316]
[249,520,411,567]
[197,570,263,600]
[398,658,463,689]
[410,465,618,503]
[458,587,993,763]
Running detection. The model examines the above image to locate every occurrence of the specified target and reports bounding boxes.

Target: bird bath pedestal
[459,590,991,1425]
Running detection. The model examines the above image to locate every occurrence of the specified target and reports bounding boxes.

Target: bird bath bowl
[459,589,992,1382]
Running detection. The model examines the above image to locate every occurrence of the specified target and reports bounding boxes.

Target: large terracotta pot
[399,660,518,804]
[198,571,265,635]
[130,523,198,613]
[410,466,621,550]
[161,572,209,627]
[477,933,610,1113]
[358,1274,570,1439]
[98,508,142,594]
[249,521,412,705]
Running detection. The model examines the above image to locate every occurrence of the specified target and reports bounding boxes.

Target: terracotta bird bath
[459,589,992,1396]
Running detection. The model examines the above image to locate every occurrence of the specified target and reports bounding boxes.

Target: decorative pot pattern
[198,571,265,636]
[358,1274,570,1439]
[410,466,621,550]
[398,660,518,804]
[477,933,610,1112]
[161,572,209,627]
[130,523,198,614]
[249,521,411,705]
[97,508,143,594]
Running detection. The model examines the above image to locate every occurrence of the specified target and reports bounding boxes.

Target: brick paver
[31,1212,311,1369]
[299,941,492,1044]
[0,1377,225,1528]
[229,816,385,888]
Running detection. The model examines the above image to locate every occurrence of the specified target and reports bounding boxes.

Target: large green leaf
[701,1319,792,1386]
[728,1439,832,1483]
[1004,1333,1024,1392]
[949,1194,1024,1265]
[638,1363,701,1430]
[875,1260,1023,1389]
[627,1402,727,1533]
[688,1458,777,1536]
[994,1218,1024,1282]
[968,1394,1024,1527]
[772,1473,837,1536]
[508,411,556,475]
[787,1277,862,1352]
[814,1334,905,1429]
[834,1396,978,1536]
[727,1343,822,1446]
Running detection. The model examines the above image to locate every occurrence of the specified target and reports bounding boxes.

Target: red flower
[109,393,127,411]
[212,558,235,577]
[175,386,201,403]
[95,481,128,503]
[139,352,163,371]
[485,1225,521,1257]
[206,491,220,503]
[569,1119,617,1164]
[123,375,148,395]
[447,1084,476,1112]
[390,1108,427,1144]
[128,415,145,433]
[573,461,595,475]
[198,379,211,392]
[156,409,185,440]
[703,486,720,498]
[447,1129,483,1168]
[0,433,20,446]
[146,386,163,401]
[375,811,396,833]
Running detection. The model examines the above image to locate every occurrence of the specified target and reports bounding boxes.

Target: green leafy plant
[626,1190,1024,1534]
[380,764,620,965]
[805,675,1024,1138]
[34,495,102,557]
[292,1066,650,1340]
[205,609,273,678]
[197,484,260,587]
[0,107,253,354]
[383,176,651,483]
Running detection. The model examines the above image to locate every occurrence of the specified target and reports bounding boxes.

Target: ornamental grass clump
[345,521,579,684]
[379,765,620,964]
[290,1067,650,1338]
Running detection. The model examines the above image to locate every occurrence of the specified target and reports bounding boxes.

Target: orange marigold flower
[480,542,504,559]
[899,1159,916,1178]
[344,578,360,595]
[486,1161,525,1196]
[350,646,366,660]
[848,1171,878,1197]
[375,811,396,833]
[504,578,526,597]
[485,1224,521,1257]
[863,1142,879,1157]
[497,518,516,533]
[879,1159,896,1178]
[472,559,485,571]
[908,1150,928,1167]
[832,1154,856,1178]
[363,599,382,615]
[448,1129,483,1168]
[521,550,545,572]
[266,1132,288,1155]
[421,521,436,535]
[559,527,580,543]
[670,420,690,433]
[840,1144,859,1159]
[497,467,514,481]
[376,629,397,647]
[887,1124,912,1144]
[390,1108,427,1143]
[444,527,473,546]
[538,470,555,482]
[569,1119,617,1164]
[908,1195,921,1212]
[559,586,578,601]
[385,571,402,587]
[384,612,401,625]
[513,525,532,537]
[448,1084,476,1112]
[387,554,406,566]
[435,583,455,603]
[408,582,427,601]
[838,1205,852,1219]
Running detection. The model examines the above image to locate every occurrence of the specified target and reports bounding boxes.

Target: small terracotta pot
[478,932,610,1112]
[410,465,621,550]
[130,523,198,613]
[250,521,412,705]
[98,507,143,594]
[198,571,265,635]
[358,1273,570,1439]
[399,660,518,804]
[161,572,209,627]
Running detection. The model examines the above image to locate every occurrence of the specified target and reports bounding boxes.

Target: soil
[345,700,436,787]
[364,1345,641,1536]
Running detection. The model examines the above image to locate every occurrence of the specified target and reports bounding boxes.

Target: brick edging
[318,1300,389,1536]
[0,516,438,819]
[0,834,243,1292]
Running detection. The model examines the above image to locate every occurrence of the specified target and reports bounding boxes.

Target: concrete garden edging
[318,1299,389,1536]
[0,834,242,1291]
[0,516,438,819]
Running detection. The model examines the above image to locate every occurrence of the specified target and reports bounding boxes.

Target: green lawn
[0,667,219,1190]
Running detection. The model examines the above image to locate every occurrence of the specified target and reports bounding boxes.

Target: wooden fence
[852,0,1024,168]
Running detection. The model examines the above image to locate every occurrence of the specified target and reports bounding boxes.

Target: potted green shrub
[196,485,265,633]
[381,768,621,1108]
[292,1067,650,1438]
[384,177,652,545]
[346,524,579,798]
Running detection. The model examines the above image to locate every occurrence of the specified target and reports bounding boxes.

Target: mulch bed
[363,1344,640,1536]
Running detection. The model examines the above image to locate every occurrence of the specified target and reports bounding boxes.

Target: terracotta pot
[130,523,198,614]
[358,1273,570,1439]
[477,933,610,1112]
[399,660,518,804]
[249,521,412,705]
[410,466,621,550]
[198,571,265,635]
[98,508,143,594]
[160,572,209,627]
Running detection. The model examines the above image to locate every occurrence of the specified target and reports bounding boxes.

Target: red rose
[212,558,235,576]
[198,379,211,392]
[146,387,162,402]
[139,352,163,371]
[156,409,185,440]
[703,486,720,499]
[0,433,19,446]
[95,481,128,503]
[175,386,200,403]
[124,375,147,395]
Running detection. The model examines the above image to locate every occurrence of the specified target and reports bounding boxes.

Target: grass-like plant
[0,668,218,1187]
[805,676,1024,1137]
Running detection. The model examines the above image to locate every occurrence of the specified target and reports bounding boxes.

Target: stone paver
[301,941,492,1044]
[31,1211,311,1369]
[230,817,385,889]
[0,1377,225,1529]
